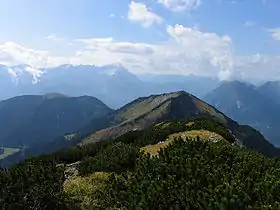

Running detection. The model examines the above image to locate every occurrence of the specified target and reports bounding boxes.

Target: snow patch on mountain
[236,100,241,109]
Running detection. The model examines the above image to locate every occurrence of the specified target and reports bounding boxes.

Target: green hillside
[1,91,279,209]
[2,117,280,209]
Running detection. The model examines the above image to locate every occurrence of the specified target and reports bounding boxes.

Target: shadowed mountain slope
[0,94,112,148]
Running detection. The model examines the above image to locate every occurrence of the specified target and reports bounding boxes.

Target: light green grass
[64,172,110,209]
[0,147,21,160]
[140,139,173,157]
[141,130,224,156]
[168,130,224,142]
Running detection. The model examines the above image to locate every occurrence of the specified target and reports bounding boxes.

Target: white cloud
[109,13,115,18]
[267,28,280,41]
[76,38,154,55]
[2,24,280,82]
[158,0,201,12]
[128,1,162,27]
[46,35,64,42]
[166,24,233,76]
[73,25,235,77]
[0,42,68,68]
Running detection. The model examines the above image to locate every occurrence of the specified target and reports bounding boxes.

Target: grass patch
[168,130,224,142]
[0,147,21,160]
[141,130,224,156]
[140,140,173,157]
[64,172,110,209]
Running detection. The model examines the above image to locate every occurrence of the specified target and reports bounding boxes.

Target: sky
[0,0,280,81]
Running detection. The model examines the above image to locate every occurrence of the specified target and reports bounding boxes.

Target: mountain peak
[82,90,229,144]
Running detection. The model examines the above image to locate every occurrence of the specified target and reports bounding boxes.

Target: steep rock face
[0,94,112,147]
[204,81,280,146]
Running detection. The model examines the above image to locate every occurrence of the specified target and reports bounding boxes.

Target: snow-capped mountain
[0,64,150,108]
[0,63,219,108]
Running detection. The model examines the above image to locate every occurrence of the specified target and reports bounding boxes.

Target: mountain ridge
[79,91,278,157]
[0,94,112,148]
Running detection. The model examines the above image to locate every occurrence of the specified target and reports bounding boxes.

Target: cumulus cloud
[266,28,280,41]
[158,0,201,12]
[1,25,280,82]
[72,25,234,76]
[0,42,68,68]
[166,24,233,77]
[128,1,162,27]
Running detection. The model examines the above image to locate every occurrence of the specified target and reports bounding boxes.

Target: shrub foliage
[2,117,280,209]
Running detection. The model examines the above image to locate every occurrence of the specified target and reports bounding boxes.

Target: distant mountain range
[204,81,280,146]
[0,64,219,108]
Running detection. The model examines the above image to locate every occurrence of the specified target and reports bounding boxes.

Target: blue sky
[0,0,280,81]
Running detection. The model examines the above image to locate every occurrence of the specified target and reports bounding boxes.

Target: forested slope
[2,117,280,209]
